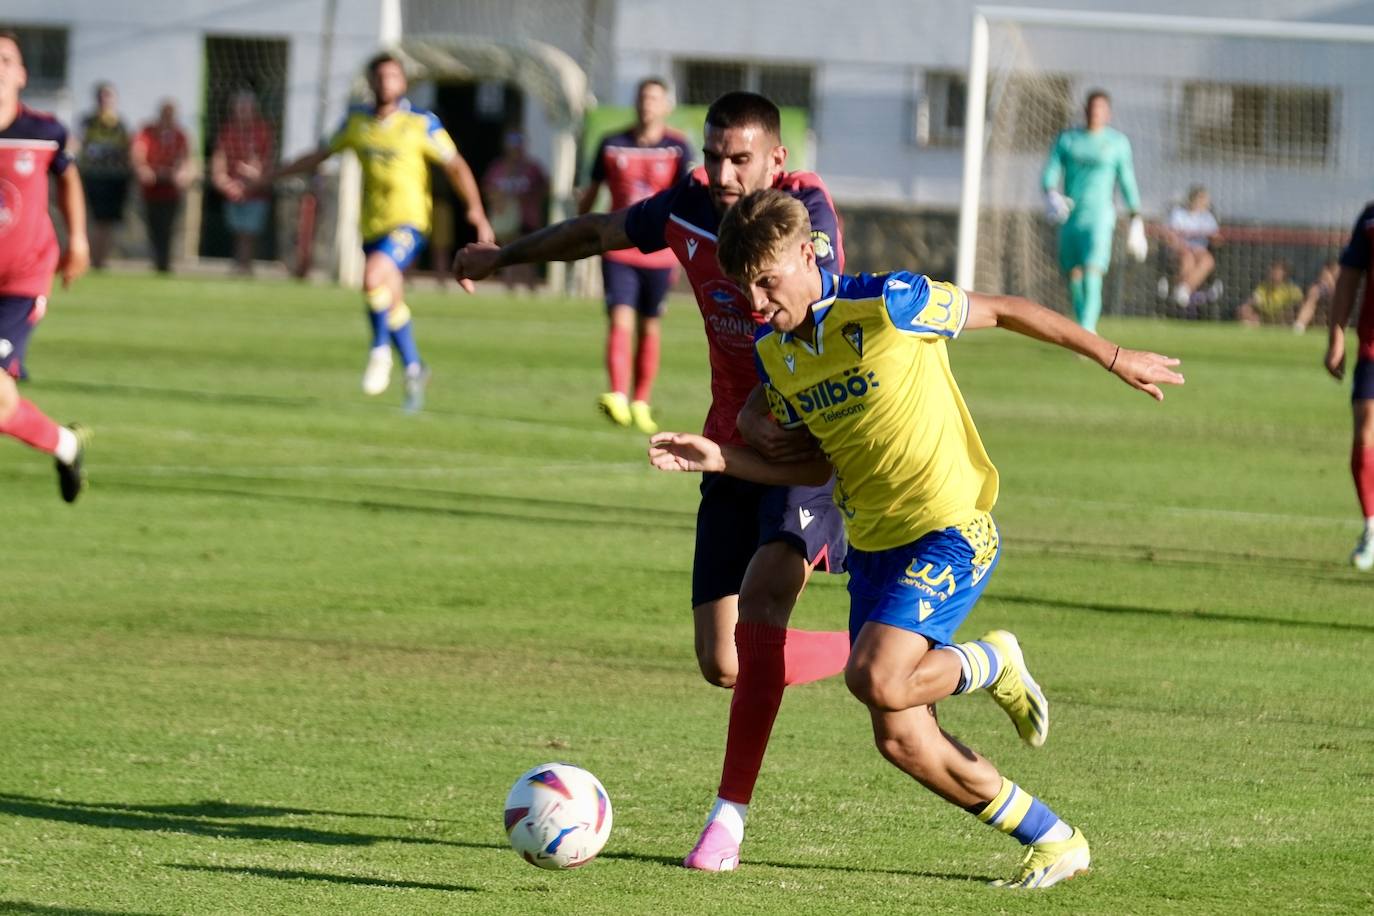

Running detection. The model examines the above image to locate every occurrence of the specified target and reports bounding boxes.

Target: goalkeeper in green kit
[1041,89,1147,332]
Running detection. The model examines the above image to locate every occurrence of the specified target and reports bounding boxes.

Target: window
[917,70,967,147]
[8,26,68,92]
[1181,82,1336,165]
[679,60,813,114]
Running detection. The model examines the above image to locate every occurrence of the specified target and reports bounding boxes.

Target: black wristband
[1107,346,1121,372]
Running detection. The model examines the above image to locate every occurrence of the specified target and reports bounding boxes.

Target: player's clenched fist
[452,242,502,293]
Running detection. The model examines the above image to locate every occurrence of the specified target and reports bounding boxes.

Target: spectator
[480,130,548,290]
[210,89,274,276]
[130,100,192,273]
[1161,184,1221,308]
[1293,258,1339,334]
[1238,260,1304,326]
[76,81,131,269]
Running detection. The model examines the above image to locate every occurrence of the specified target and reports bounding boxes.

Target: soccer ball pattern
[503,763,613,869]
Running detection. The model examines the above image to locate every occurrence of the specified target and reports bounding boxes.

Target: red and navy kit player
[0,29,90,502]
[578,77,694,433]
[1325,201,1374,569]
[454,91,852,870]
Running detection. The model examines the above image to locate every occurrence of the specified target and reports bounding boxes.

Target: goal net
[960,10,1374,323]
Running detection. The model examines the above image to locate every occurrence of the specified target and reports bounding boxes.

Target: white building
[6,0,1373,288]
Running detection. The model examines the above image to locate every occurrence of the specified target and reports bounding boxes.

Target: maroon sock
[717,622,787,804]
[0,398,59,453]
[606,325,631,395]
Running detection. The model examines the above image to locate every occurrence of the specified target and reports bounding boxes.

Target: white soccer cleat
[362,347,393,396]
[1352,529,1374,572]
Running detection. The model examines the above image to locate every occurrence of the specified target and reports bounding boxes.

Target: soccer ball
[503,762,613,869]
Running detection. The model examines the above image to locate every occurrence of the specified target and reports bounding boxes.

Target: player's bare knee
[845,664,903,711]
[697,653,737,689]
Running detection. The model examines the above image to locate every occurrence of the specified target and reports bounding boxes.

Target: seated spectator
[1237,260,1304,326]
[1161,185,1221,308]
[1292,258,1339,334]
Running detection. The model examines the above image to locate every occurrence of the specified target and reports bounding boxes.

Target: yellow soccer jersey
[755,271,999,552]
[328,100,457,239]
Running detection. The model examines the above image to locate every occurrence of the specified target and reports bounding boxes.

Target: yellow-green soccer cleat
[981,630,1049,748]
[992,827,1090,889]
[597,392,632,427]
[629,399,658,435]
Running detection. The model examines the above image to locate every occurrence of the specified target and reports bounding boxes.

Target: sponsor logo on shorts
[799,507,814,530]
[900,561,957,599]
[686,238,699,260]
[0,339,12,359]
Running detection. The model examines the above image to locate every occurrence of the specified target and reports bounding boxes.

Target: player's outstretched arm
[443,152,494,244]
[1325,266,1364,381]
[253,147,331,193]
[452,209,634,293]
[55,166,90,288]
[965,292,1185,401]
[649,432,832,487]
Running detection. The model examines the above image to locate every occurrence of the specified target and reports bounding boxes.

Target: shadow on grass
[165,864,475,893]
[106,478,697,534]
[0,903,163,916]
[996,592,1374,635]
[0,793,461,848]
[0,796,458,824]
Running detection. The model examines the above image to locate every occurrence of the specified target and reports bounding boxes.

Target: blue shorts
[225,199,269,235]
[363,226,427,271]
[1353,359,1374,401]
[846,514,1001,647]
[691,472,847,607]
[1058,217,1115,273]
[602,260,673,318]
[0,295,42,379]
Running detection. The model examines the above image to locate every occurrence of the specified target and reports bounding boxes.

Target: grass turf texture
[1,272,1371,915]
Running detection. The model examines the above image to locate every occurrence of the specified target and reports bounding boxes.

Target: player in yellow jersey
[262,53,493,411]
[650,189,1184,887]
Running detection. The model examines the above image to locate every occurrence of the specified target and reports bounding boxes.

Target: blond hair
[717,189,811,285]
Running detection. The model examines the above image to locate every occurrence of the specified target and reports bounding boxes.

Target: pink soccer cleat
[683,821,741,872]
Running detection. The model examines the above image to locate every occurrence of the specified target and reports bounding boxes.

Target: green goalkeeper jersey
[1041,126,1140,225]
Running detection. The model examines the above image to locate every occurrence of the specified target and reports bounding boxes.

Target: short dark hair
[1085,88,1111,108]
[637,76,669,96]
[0,28,22,62]
[705,91,781,141]
[366,52,402,77]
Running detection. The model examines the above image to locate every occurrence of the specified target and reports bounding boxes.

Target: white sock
[1038,818,1073,843]
[369,345,389,359]
[706,797,747,845]
[54,426,79,465]
[1365,517,1374,537]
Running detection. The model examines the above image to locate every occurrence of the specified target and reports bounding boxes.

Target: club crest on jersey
[14,151,35,176]
[810,230,832,259]
[841,322,864,357]
[686,238,699,260]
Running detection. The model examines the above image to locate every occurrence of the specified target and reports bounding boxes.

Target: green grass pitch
[1,272,1371,914]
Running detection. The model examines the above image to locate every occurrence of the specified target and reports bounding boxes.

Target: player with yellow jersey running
[650,188,1184,888]
[262,53,493,411]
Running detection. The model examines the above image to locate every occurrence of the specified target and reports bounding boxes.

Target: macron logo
[686,239,699,260]
[799,507,814,530]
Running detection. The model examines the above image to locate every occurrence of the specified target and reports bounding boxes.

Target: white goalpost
[958,7,1374,320]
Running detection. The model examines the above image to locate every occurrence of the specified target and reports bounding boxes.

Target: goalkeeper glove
[1044,190,1072,225]
[1126,215,1148,262]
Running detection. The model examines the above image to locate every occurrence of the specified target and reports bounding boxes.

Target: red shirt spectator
[131,103,190,203]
